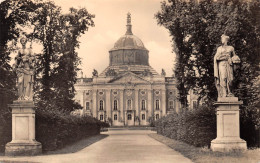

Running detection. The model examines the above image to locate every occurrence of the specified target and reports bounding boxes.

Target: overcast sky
[5,0,176,77]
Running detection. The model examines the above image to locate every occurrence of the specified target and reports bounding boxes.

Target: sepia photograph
[0,0,259,162]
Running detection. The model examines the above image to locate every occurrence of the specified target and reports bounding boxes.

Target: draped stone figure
[13,37,35,100]
[214,34,240,98]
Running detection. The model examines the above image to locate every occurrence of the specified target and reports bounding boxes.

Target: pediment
[108,72,151,84]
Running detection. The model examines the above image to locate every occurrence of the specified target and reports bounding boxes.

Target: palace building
[74,13,180,126]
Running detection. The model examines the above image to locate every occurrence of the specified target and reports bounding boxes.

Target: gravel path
[0,129,193,163]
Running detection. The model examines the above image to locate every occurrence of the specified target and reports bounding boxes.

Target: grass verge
[149,133,260,163]
[44,134,108,155]
[0,134,108,157]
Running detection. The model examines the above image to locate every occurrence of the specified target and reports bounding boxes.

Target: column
[134,89,139,125]
[106,89,111,120]
[82,90,85,110]
[119,90,124,124]
[147,89,153,120]
[161,90,166,116]
[92,90,97,118]
[82,90,86,115]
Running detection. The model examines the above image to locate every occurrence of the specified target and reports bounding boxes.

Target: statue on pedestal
[5,37,42,156]
[214,34,240,98]
[211,34,246,152]
[13,37,35,101]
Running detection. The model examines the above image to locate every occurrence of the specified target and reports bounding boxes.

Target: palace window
[99,100,104,110]
[193,100,198,109]
[141,100,146,110]
[169,100,174,109]
[100,114,103,121]
[113,91,118,95]
[114,114,117,120]
[155,100,160,110]
[86,102,90,110]
[128,114,132,120]
[114,100,118,110]
[142,114,145,120]
[127,100,132,110]
[156,114,159,120]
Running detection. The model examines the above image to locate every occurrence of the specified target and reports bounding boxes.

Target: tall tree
[30,1,94,112]
[156,0,260,105]
[0,0,95,113]
[50,8,94,112]
[156,0,260,146]
[0,0,38,111]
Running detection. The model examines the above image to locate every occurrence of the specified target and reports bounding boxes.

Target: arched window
[193,100,198,109]
[141,100,146,110]
[86,102,90,110]
[100,114,103,121]
[156,114,159,120]
[99,100,104,110]
[127,99,132,110]
[114,100,118,110]
[128,114,132,120]
[155,100,160,110]
[142,114,145,120]
[169,100,174,109]
[114,114,117,120]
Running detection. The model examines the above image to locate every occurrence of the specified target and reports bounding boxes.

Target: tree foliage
[29,1,95,112]
[156,0,260,106]
[156,0,260,146]
[0,0,95,113]
[0,0,38,112]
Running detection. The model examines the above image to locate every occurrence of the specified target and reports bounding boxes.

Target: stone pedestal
[5,101,42,156]
[211,97,247,152]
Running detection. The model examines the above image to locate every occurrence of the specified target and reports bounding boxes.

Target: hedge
[0,109,12,153]
[0,108,109,152]
[155,106,216,147]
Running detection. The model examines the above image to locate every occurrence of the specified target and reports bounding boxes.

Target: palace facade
[74,13,180,126]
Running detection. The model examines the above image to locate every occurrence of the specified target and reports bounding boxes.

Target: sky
[54,0,175,77]
[5,0,176,77]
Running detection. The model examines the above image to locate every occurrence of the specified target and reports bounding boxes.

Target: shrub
[0,109,12,153]
[0,107,108,152]
[36,109,108,151]
[155,105,216,147]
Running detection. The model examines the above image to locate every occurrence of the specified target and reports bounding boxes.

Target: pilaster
[92,90,97,118]
[134,89,139,123]
[161,89,166,116]
[147,89,153,119]
[119,90,124,124]
[106,89,111,119]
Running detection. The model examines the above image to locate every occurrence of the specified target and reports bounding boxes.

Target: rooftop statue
[161,69,166,76]
[214,34,241,98]
[92,69,98,77]
[13,37,35,101]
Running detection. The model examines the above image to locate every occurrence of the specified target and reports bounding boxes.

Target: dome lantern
[109,13,149,66]
[126,12,133,35]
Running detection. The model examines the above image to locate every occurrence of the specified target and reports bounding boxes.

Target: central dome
[109,13,149,66]
[112,35,146,50]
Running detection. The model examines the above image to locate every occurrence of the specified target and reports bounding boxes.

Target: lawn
[149,133,260,163]
[0,134,108,156]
